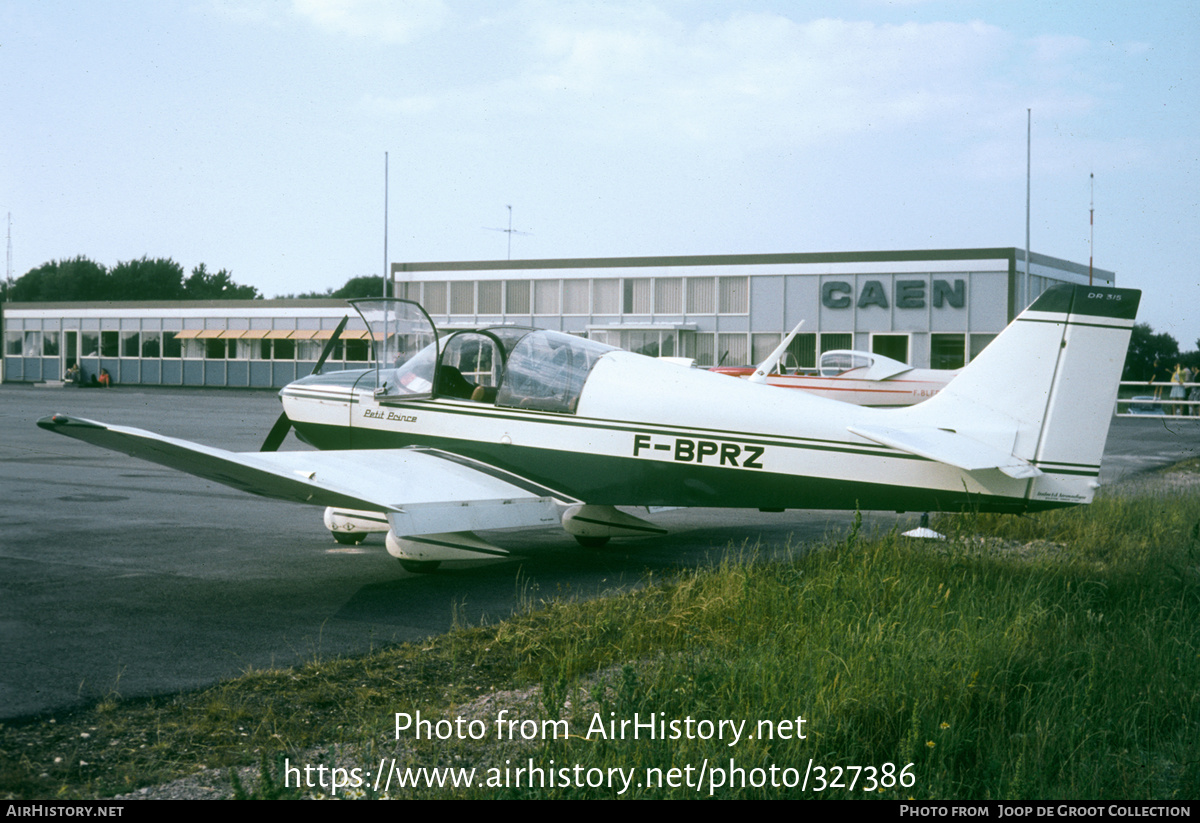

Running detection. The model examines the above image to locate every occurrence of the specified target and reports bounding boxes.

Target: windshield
[385,340,438,396]
[350,298,438,397]
[820,351,871,377]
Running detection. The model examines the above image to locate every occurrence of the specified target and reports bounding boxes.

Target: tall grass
[448,489,1200,799]
[4,483,1197,799]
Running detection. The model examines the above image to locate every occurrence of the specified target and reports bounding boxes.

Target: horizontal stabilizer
[848,423,1043,480]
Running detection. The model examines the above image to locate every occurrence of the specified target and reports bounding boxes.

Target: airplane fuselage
[282,351,1066,515]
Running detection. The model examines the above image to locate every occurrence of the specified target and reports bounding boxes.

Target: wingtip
[37,414,102,431]
[36,414,67,430]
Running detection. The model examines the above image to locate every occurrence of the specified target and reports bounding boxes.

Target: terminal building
[2,247,1113,389]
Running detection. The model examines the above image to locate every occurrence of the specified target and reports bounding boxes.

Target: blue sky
[2,1,1197,345]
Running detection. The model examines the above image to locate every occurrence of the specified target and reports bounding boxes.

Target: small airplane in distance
[711,348,957,407]
[38,283,1140,573]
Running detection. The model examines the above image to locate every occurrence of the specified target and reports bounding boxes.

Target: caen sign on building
[821,279,966,310]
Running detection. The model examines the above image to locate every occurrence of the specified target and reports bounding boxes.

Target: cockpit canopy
[350,298,616,415]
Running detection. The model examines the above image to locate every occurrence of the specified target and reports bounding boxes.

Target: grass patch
[2,479,1198,799]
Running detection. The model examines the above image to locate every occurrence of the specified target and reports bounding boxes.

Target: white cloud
[480,12,1017,151]
[290,0,449,43]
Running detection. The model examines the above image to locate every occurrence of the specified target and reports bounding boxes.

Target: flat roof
[392,247,1113,282]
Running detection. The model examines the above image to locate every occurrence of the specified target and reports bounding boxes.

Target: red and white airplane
[711,349,956,407]
[710,318,957,406]
[38,284,1140,572]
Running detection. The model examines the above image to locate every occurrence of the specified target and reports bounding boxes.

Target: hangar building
[3,247,1112,388]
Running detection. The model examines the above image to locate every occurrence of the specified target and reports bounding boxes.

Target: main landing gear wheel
[573,535,611,548]
[399,559,441,573]
[332,532,367,545]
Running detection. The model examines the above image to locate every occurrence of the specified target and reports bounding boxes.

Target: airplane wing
[847,423,1043,480]
[37,414,567,537]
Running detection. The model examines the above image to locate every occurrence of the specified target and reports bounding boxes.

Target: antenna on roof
[484,205,532,260]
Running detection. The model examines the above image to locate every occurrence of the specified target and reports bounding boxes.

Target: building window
[563,279,589,314]
[292,338,319,361]
[751,333,781,365]
[42,331,60,357]
[717,333,748,366]
[506,281,531,314]
[593,279,619,314]
[871,334,909,364]
[786,333,817,370]
[687,278,715,313]
[140,332,162,358]
[623,278,651,314]
[450,281,475,315]
[685,332,716,366]
[621,330,675,358]
[205,338,234,359]
[534,280,560,315]
[718,277,748,314]
[655,278,682,314]
[930,334,966,369]
[100,331,119,358]
[969,334,996,362]
[162,332,181,358]
[478,280,503,314]
[422,282,447,314]
[120,331,140,358]
[23,331,42,357]
[820,333,852,354]
[5,331,22,356]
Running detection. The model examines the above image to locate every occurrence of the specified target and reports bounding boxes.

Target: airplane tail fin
[881,284,1140,505]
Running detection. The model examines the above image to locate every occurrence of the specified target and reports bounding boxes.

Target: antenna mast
[6,213,12,294]
[1089,173,1094,286]
[485,205,532,260]
[383,152,389,297]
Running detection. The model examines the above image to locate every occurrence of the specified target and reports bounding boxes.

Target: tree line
[1122,322,1199,382]
[2,256,261,302]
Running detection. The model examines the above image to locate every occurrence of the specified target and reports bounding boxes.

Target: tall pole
[383,152,390,298]
[5,213,12,294]
[1089,173,1094,286]
[1025,109,1031,309]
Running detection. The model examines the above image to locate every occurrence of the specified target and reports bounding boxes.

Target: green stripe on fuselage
[290,419,1067,514]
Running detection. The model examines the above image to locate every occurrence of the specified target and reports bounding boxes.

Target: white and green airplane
[39,284,1139,572]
